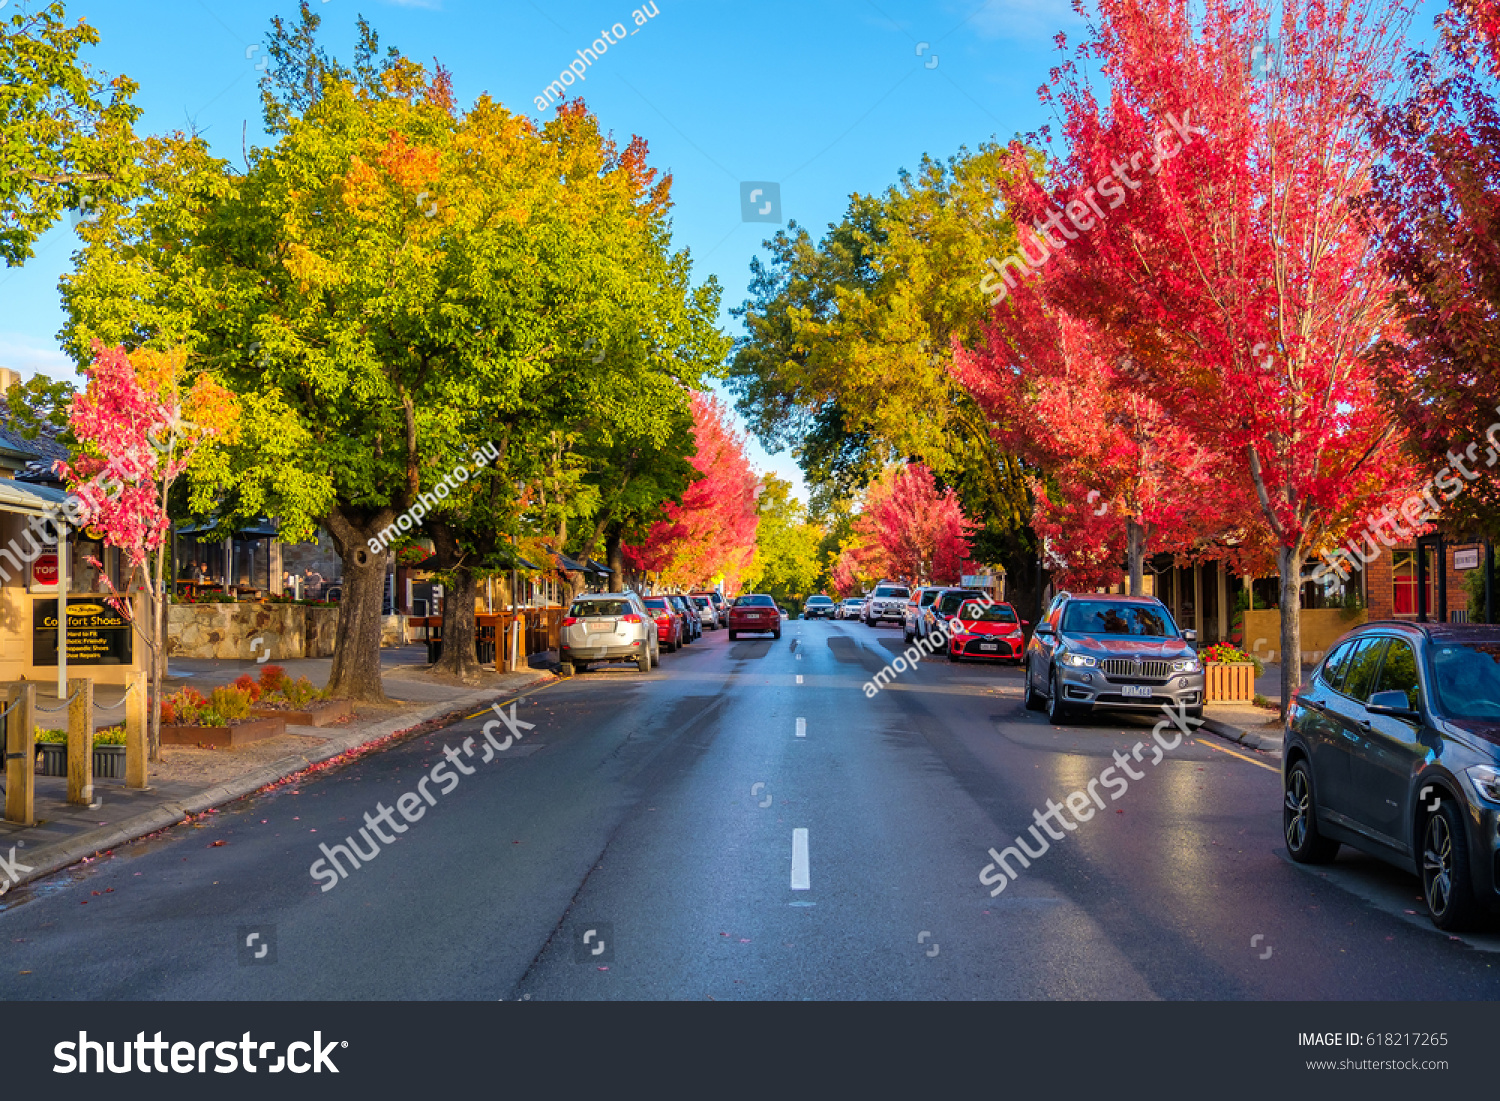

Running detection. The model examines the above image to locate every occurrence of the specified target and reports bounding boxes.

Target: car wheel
[774,629,782,640]
[637,652,651,673]
[560,662,575,677]
[946,646,958,662]
[1024,663,1045,711]
[1283,758,1339,864]
[1422,798,1480,931]
[574,661,589,673]
[728,630,737,640]
[1187,704,1203,722]
[1045,667,1072,725]
[903,629,913,645]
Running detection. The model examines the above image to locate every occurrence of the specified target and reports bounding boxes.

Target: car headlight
[1171,658,1202,673]
[1464,765,1500,804]
[1061,652,1096,668]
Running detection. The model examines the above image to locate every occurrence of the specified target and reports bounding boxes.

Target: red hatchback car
[727,593,781,640]
[643,596,686,652]
[945,599,1027,663]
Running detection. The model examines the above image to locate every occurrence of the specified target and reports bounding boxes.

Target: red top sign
[33,554,57,587]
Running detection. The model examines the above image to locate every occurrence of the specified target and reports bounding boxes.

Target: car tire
[1283,758,1339,864]
[1045,667,1072,725]
[637,653,651,673]
[728,631,737,640]
[574,661,589,673]
[774,629,782,640]
[1187,704,1204,722]
[903,629,913,645]
[1024,663,1045,711]
[945,646,958,662]
[1422,797,1480,931]
[560,662,575,677]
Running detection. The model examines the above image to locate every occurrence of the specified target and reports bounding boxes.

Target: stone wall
[165,603,416,660]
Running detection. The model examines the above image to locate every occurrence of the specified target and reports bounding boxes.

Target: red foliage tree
[954,302,1249,593]
[997,0,1423,709]
[854,463,975,585]
[1363,0,1500,532]
[623,392,759,588]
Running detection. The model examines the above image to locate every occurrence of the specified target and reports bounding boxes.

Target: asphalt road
[4,618,1500,1000]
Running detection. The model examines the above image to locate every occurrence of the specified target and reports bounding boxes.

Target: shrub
[209,685,253,723]
[94,726,127,745]
[158,697,176,725]
[164,687,209,726]
[233,674,263,703]
[258,664,288,695]
[33,727,66,743]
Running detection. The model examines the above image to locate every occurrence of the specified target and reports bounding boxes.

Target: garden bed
[159,716,287,748]
[35,743,127,779]
[249,698,353,727]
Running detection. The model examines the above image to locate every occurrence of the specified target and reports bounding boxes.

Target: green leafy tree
[0,1,140,266]
[740,474,822,611]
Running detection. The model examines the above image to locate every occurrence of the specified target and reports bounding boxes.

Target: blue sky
[0,0,1446,500]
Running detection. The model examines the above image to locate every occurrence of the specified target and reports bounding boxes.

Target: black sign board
[33,598,133,666]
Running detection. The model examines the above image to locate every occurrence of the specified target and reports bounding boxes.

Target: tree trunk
[323,505,394,702]
[1275,542,1305,721]
[606,527,626,592]
[1125,518,1146,596]
[431,565,483,679]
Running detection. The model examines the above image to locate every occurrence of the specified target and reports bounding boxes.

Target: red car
[727,593,781,640]
[945,599,1027,663]
[643,596,685,652]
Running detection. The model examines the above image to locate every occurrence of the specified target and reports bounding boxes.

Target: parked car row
[559,589,729,675]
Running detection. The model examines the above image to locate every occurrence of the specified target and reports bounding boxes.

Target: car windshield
[734,594,775,607]
[807,596,832,604]
[644,598,669,610]
[571,599,630,617]
[1061,601,1176,637]
[874,586,909,598]
[693,597,710,607]
[959,602,1015,622]
[1429,642,1500,720]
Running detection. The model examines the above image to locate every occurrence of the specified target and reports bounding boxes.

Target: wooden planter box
[35,744,127,779]
[159,716,287,747]
[249,699,353,727]
[1205,662,1257,703]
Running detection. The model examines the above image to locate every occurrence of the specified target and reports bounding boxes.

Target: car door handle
[1359,719,1371,732]
[1301,699,1324,712]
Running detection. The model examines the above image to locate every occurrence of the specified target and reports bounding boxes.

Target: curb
[1200,715,1283,757]
[0,671,558,896]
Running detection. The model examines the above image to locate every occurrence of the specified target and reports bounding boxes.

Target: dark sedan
[1284,620,1500,930]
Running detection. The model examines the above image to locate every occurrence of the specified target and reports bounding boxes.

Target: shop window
[1393,550,1435,617]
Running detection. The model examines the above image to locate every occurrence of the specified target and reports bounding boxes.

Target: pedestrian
[303,567,324,600]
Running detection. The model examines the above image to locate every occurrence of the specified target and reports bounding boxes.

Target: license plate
[1122,685,1152,698]
[980,643,998,651]
[746,612,762,618]
[587,621,615,633]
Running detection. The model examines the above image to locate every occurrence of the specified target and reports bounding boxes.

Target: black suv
[1284,620,1500,930]
[1023,592,1203,724]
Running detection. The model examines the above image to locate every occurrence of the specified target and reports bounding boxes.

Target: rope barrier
[92,680,137,712]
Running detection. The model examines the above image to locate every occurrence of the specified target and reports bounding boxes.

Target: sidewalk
[1199,660,1309,757]
[0,647,559,895]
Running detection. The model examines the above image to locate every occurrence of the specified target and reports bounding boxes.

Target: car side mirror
[1182,629,1197,642]
[1022,620,1031,627]
[1367,689,1420,719]
[1034,623,1054,636]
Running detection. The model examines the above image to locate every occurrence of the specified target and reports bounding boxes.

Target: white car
[863,582,911,627]
[559,591,659,674]
[836,598,864,620]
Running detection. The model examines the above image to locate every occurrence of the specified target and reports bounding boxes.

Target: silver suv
[559,591,659,675]
[1024,593,1203,724]
[864,581,911,627]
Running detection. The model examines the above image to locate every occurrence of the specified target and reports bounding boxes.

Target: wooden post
[66,675,94,807]
[4,682,35,825]
[1192,564,1203,638]
[1216,564,1229,644]
[125,669,147,790]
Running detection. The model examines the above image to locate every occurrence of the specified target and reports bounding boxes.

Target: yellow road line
[463,675,561,721]
[1192,736,1279,772]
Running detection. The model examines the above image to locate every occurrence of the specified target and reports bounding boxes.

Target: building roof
[0,477,68,518]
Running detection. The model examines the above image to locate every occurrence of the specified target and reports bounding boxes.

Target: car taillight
[655,614,671,624]
[622,613,642,624]
[562,616,578,627]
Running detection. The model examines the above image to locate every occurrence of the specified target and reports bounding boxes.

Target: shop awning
[0,478,68,518]
[176,519,279,538]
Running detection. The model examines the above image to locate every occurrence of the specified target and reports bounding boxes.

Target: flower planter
[249,698,353,728]
[159,715,287,748]
[34,743,127,778]
[1205,662,1257,703]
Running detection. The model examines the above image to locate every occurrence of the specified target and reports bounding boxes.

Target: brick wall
[1362,541,1477,621]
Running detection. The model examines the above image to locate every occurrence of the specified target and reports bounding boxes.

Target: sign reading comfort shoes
[33,598,133,665]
